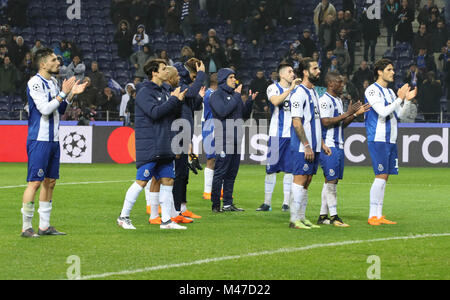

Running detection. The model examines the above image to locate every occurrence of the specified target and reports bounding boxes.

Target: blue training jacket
[210,69,253,151]
[134,80,183,168]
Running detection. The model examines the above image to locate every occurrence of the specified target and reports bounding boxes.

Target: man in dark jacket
[209,68,255,212]
[118,58,187,231]
[352,60,373,89]
[249,70,270,124]
[189,32,207,59]
[432,20,448,54]
[413,24,432,55]
[86,61,107,91]
[113,20,134,59]
[172,58,206,221]
[418,71,442,122]
[361,9,380,63]
[300,29,318,58]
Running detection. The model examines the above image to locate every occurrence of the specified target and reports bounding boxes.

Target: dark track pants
[211,153,240,208]
[173,154,189,212]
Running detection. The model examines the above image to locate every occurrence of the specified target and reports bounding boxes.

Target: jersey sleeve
[266,84,280,101]
[28,79,60,116]
[318,97,333,118]
[364,85,384,107]
[365,85,402,118]
[290,88,306,119]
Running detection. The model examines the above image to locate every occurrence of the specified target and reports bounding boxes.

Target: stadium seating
[3,0,445,121]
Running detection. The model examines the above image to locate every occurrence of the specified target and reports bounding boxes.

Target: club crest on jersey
[320,102,328,110]
[37,169,44,178]
[368,89,375,97]
[292,101,300,109]
[329,169,335,177]
[378,164,384,172]
[303,164,309,172]
[144,169,150,178]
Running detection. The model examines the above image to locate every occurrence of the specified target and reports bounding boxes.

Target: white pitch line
[80,233,450,280]
[0,180,133,189]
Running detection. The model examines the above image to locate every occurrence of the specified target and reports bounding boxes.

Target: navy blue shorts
[292,150,320,176]
[320,147,345,181]
[266,136,293,174]
[368,142,399,175]
[136,160,175,181]
[27,140,60,182]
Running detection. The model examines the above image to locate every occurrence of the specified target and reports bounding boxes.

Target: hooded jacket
[134,80,183,168]
[173,62,206,151]
[210,68,253,151]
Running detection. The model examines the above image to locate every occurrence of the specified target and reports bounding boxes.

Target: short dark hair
[143,58,166,79]
[325,71,342,86]
[33,47,55,69]
[296,57,316,79]
[374,58,393,80]
[277,62,292,74]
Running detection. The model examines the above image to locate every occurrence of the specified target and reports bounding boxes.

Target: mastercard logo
[107,127,136,164]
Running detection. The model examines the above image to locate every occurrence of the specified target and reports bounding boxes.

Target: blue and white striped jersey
[267,83,295,138]
[202,88,215,124]
[319,92,344,149]
[364,83,402,144]
[27,74,68,142]
[290,84,322,153]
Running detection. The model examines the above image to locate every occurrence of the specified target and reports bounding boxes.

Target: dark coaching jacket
[134,80,182,168]
[210,70,253,151]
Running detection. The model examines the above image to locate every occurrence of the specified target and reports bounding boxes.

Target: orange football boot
[171,215,194,224]
[368,216,381,226]
[203,192,211,200]
[149,216,162,225]
[378,216,397,225]
[182,210,202,219]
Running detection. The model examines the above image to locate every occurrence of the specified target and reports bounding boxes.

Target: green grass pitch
[0,163,449,280]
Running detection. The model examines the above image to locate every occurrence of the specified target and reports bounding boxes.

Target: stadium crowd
[0,0,449,123]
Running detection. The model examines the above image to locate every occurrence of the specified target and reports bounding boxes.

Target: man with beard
[317,72,370,227]
[256,63,301,213]
[364,59,417,226]
[289,58,331,230]
[21,48,87,238]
